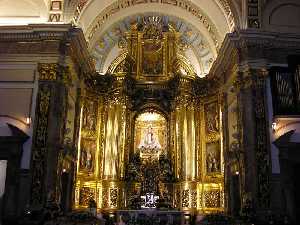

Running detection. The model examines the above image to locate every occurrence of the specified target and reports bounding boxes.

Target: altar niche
[134,111,167,160]
[124,110,174,209]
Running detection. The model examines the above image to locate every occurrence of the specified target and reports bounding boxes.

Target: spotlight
[26,117,31,125]
[272,122,277,132]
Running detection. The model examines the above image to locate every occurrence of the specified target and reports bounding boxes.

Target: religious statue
[205,102,219,134]
[82,101,97,131]
[86,150,93,170]
[138,124,161,151]
[80,140,94,172]
[207,152,219,173]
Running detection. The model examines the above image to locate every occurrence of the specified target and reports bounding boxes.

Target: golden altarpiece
[74,19,224,214]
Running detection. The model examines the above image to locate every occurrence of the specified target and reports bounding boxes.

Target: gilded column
[175,93,196,181]
[173,77,197,211]
[101,89,127,210]
[102,92,126,180]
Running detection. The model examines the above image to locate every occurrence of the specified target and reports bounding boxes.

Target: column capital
[38,63,72,85]
[38,63,59,81]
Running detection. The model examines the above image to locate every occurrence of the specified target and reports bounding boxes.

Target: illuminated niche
[134,111,167,160]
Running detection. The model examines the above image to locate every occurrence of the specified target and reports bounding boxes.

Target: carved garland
[107,52,129,74]
[173,54,197,77]
[30,85,51,204]
[31,63,71,205]
[252,69,270,208]
[38,63,58,81]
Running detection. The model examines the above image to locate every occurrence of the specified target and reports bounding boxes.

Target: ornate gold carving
[191,190,197,208]
[38,63,58,81]
[110,19,197,81]
[74,10,226,213]
[79,187,96,206]
[217,0,235,30]
[174,188,181,209]
[109,188,119,208]
[102,187,109,208]
[30,85,51,204]
[73,0,89,22]
[182,189,189,208]
[107,52,130,74]
[204,190,220,208]
[173,54,196,77]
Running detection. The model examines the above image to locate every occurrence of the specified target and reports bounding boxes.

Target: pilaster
[234,68,271,216]
[30,63,70,207]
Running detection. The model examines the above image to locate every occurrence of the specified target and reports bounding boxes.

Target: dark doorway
[230,174,241,216]
[60,171,69,212]
[0,124,28,224]
[0,160,8,224]
[274,130,300,225]
[294,163,300,223]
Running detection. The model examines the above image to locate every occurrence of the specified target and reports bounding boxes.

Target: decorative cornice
[0,24,95,77]
[210,30,300,81]
[0,24,72,41]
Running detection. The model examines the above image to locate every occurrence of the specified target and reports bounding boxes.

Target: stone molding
[210,30,300,81]
[0,24,95,77]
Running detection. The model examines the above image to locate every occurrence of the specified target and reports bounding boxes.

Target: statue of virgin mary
[138,124,161,149]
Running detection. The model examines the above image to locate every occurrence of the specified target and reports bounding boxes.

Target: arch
[86,4,220,53]
[73,0,237,34]
[76,0,237,48]
[72,0,240,77]
[263,0,300,33]
[94,13,214,76]
[133,103,170,123]
[225,0,243,29]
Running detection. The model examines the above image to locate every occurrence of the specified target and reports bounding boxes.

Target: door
[0,160,7,225]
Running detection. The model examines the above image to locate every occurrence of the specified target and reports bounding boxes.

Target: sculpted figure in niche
[207,152,219,173]
[82,101,97,131]
[206,141,220,173]
[205,103,219,134]
[138,124,161,150]
[86,150,93,170]
[80,140,95,172]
